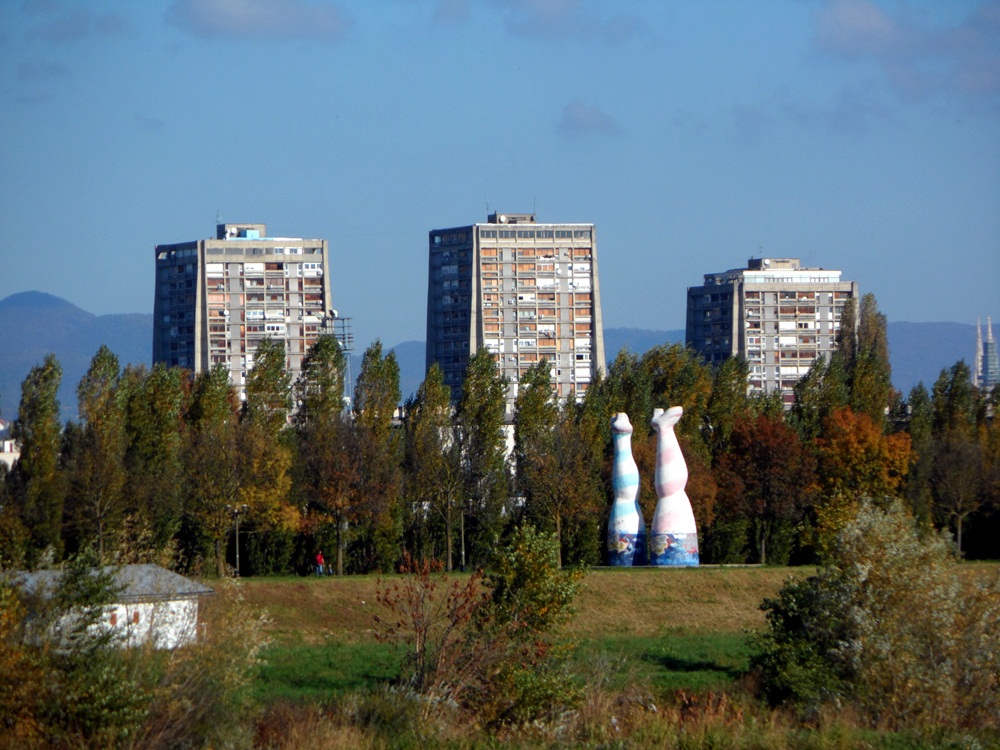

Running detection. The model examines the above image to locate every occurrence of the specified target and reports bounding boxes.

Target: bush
[750,498,1000,731]
[375,526,585,728]
[0,553,269,749]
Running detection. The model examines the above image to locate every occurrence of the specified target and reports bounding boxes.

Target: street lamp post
[227,504,249,576]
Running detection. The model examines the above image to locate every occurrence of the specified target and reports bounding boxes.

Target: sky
[1,0,998,354]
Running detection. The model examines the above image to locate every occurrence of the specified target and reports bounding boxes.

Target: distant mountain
[603,327,686,358]
[0,292,982,423]
[0,292,152,423]
[887,321,976,395]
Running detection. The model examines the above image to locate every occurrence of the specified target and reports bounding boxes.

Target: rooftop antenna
[216,210,222,226]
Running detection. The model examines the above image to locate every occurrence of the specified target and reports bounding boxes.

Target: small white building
[15,564,214,650]
[0,419,18,470]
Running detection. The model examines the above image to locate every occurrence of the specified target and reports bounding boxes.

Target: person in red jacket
[314,550,326,576]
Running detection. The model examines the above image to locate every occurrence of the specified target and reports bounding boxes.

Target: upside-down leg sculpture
[649,407,700,566]
[607,412,643,566]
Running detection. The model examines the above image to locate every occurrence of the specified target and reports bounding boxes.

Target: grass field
[243,565,810,703]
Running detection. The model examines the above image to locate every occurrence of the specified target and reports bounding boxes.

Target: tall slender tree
[10,354,65,563]
[351,341,403,572]
[121,363,188,552]
[68,346,127,563]
[456,348,510,569]
[184,365,240,576]
[403,363,462,568]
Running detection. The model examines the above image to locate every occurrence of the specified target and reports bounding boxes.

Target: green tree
[121,363,188,554]
[293,334,345,426]
[931,361,981,436]
[788,355,849,442]
[184,365,241,576]
[515,368,604,566]
[704,356,751,458]
[350,341,403,572]
[931,429,985,554]
[456,349,510,569]
[242,337,292,434]
[901,383,934,526]
[403,363,462,569]
[293,335,354,574]
[513,359,557,506]
[239,339,296,564]
[640,343,713,450]
[67,346,127,563]
[846,293,893,429]
[10,354,66,563]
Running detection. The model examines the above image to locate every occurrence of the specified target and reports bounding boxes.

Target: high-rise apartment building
[426,212,605,412]
[686,258,858,404]
[153,223,333,400]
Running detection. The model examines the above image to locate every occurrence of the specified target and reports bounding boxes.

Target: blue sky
[1,0,997,352]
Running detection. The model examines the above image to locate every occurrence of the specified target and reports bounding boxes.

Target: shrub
[750,498,1000,731]
[374,526,585,728]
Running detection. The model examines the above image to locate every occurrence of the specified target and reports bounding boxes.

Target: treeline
[1,294,998,574]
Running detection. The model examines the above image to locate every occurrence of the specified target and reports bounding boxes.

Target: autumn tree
[813,407,914,557]
[716,413,816,564]
[238,338,296,568]
[9,354,66,564]
[456,349,510,569]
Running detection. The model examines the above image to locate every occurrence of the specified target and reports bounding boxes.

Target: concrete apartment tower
[153,223,333,401]
[686,258,858,405]
[426,212,606,413]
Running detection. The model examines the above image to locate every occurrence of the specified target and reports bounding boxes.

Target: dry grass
[240,563,999,645]
[240,565,813,646]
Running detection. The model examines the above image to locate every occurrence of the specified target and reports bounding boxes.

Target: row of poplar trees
[1,293,998,575]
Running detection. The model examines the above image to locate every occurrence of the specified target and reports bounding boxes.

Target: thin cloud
[165,0,350,43]
[433,0,470,26]
[812,0,1000,103]
[134,113,166,132]
[26,8,128,43]
[558,99,623,137]
[17,61,71,81]
[495,0,644,44]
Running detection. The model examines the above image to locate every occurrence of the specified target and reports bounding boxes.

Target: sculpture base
[649,532,700,567]
[607,532,639,566]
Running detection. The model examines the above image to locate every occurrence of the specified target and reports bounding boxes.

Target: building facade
[153,223,333,400]
[686,258,858,404]
[426,212,605,412]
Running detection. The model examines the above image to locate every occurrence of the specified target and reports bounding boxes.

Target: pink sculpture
[649,407,699,566]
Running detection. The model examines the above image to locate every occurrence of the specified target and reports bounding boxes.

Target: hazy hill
[0,292,152,423]
[0,292,981,424]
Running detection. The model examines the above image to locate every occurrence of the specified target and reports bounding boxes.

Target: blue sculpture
[608,413,642,566]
